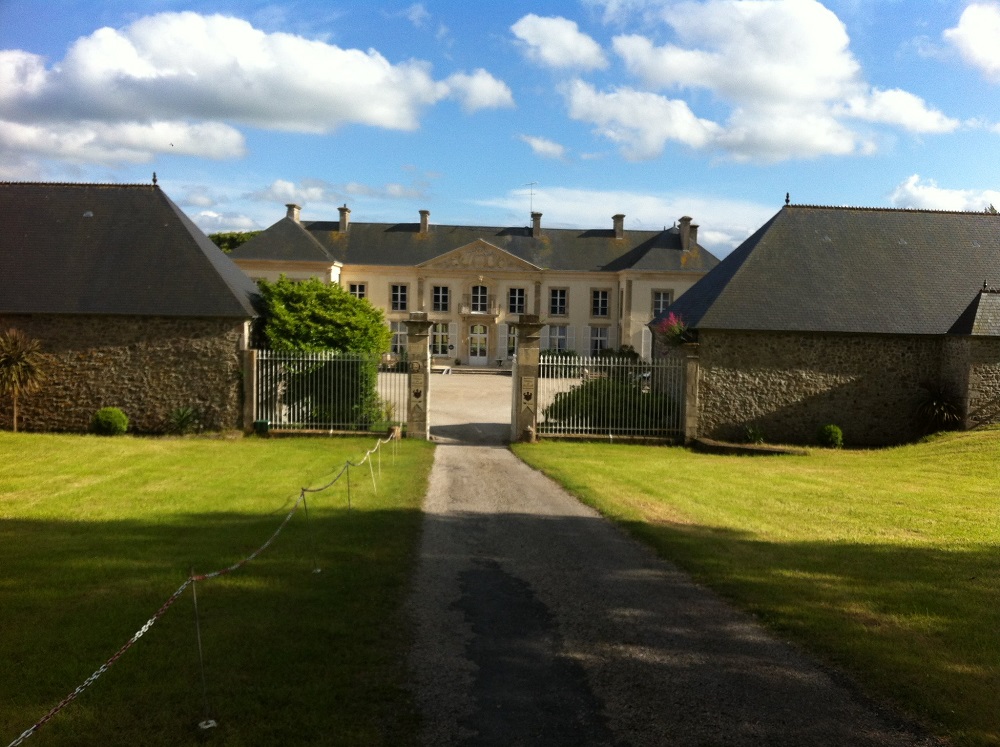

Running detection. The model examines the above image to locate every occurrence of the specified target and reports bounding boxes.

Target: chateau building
[231,204,719,365]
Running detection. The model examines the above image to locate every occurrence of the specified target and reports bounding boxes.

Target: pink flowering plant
[654,312,691,345]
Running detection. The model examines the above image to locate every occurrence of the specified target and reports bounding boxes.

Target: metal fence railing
[536,353,684,439]
[254,350,408,433]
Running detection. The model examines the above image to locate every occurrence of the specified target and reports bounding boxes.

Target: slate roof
[661,205,1000,336]
[229,216,338,263]
[1,182,260,318]
[232,216,719,274]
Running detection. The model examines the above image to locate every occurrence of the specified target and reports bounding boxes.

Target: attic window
[83,210,94,218]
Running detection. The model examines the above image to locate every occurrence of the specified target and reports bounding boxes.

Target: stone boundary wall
[0,314,247,433]
[694,330,949,447]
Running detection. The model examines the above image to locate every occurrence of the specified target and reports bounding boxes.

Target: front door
[469,324,488,366]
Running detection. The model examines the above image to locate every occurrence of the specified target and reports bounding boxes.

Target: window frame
[390,283,408,312]
[549,287,568,316]
[430,322,450,355]
[471,284,489,313]
[590,325,609,356]
[652,289,673,317]
[432,285,450,313]
[348,282,366,299]
[591,288,610,318]
[508,287,526,314]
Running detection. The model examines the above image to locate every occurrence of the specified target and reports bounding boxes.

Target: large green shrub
[255,276,390,354]
[91,407,129,436]
[542,377,675,433]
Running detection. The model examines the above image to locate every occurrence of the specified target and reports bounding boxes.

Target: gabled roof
[662,205,1000,336]
[230,216,338,264]
[291,219,718,273]
[1,182,259,318]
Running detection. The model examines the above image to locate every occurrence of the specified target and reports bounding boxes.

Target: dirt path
[405,375,938,746]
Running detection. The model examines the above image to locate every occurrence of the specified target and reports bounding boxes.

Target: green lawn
[1,433,434,746]
[513,431,1000,747]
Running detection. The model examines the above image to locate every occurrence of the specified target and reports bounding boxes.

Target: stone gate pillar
[682,342,700,443]
[405,312,433,440]
[512,314,545,442]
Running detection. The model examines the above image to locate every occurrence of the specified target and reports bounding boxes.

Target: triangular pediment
[417,239,541,272]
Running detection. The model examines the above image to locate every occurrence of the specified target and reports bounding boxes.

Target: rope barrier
[6,433,400,747]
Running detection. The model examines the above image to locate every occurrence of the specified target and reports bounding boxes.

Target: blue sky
[3,0,1000,256]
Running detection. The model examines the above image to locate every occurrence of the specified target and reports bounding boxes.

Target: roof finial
[785,192,790,206]
[152,172,158,186]
[985,279,989,291]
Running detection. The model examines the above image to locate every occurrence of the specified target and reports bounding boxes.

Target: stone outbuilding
[0,182,260,433]
[655,204,1000,446]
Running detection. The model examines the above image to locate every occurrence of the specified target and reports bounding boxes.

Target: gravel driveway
[406,374,938,746]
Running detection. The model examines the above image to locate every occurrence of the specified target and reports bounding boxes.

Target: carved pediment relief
[418,239,541,272]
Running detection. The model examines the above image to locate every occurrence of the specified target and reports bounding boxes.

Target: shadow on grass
[616,518,1000,745]
[1,507,422,747]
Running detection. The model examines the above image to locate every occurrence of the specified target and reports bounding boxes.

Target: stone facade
[0,314,248,433]
[684,330,983,447]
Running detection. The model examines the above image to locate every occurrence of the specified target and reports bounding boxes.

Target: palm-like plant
[0,328,47,432]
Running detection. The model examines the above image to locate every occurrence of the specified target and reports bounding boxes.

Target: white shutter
[566,325,576,354]
[448,322,458,353]
[541,325,551,350]
[641,327,652,361]
[498,323,508,358]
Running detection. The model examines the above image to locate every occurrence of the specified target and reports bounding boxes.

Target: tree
[0,329,47,432]
[208,231,261,254]
[256,276,391,353]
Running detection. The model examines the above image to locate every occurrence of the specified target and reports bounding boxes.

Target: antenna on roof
[785,192,790,206]
[524,181,538,214]
[152,172,158,186]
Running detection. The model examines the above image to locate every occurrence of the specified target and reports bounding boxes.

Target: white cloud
[944,3,1000,81]
[519,135,567,159]
[192,210,260,233]
[405,4,431,29]
[0,118,244,165]
[889,175,1000,212]
[445,69,515,112]
[0,11,510,166]
[563,80,720,160]
[581,0,958,162]
[511,14,608,70]
[250,177,429,206]
[474,185,776,256]
[838,88,959,134]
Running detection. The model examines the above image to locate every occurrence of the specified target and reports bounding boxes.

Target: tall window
[391,284,408,312]
[590,326,609,355]
[591,289,609,317]
[471,285,488,313]
[506,326,517,357]
[348,283,366,299]
[548,324,569,352]
[430,322,450,355]
[432,286,450,312]
[652,290,673,316]
[508,287,526,314]
[549,288,567,316]
[390,321,407,354]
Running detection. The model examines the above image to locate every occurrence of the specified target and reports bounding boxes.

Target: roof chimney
[689,221,698,250]
[286,203,301,223]
[678,215,692,251]
[612,213,625,240]
[338,204,350,233]
[419,209,430,235]
[531,211,542,239]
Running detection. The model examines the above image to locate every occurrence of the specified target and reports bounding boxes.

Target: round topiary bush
[91,407,129,436]
[817,423,843,449]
